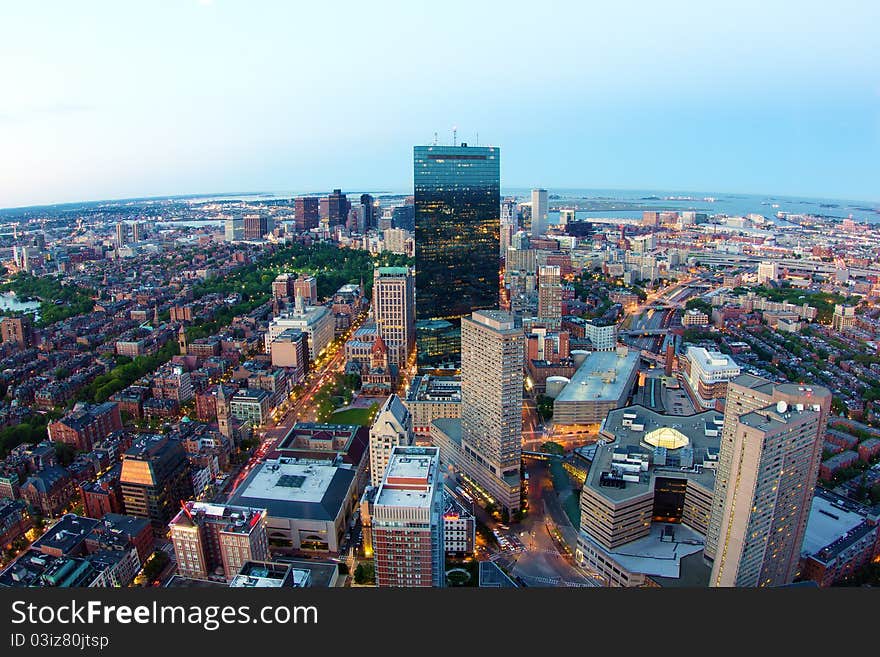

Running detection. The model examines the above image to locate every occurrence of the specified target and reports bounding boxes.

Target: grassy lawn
[329,404,379,426]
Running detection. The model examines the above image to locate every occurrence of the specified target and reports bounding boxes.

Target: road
[502,461,600,587]
[224,310,370,496]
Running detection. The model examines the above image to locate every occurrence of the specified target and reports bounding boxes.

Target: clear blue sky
[1,0,878,207]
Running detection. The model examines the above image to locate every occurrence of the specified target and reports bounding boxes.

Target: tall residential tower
[704,375,831,587]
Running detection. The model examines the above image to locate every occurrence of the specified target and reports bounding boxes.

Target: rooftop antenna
[433,132,438,146]
[453,126,457,147]
[476,132,479,146]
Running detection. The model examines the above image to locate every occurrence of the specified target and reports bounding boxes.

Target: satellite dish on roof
[777,401,788,413]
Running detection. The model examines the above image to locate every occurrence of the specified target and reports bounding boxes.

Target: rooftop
[554,348,640,404]
[170,502,265,535]
[406,375,461,403]
[589,405,723,504]
[802,491,878,562]
[579,522,707,580]
[229,458,354,521]
[32,515,100,556]
[375,447,439,509]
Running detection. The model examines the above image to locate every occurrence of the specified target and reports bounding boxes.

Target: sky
[1,0,878,208]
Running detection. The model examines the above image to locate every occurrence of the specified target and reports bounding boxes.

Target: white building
[757,261,779,285]
[530,189,548,237]
[683,346,742,407]
[584,319,618,351]
[265,295,335,361]
[369,395,413,487]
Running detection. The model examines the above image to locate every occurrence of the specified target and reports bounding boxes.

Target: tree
[353,562,375,585]
[142,550,170,583]
[536,395,554,421]
[53,441,76,467]
[540,441,565,456]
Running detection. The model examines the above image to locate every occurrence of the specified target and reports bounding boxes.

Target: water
[504,187,880,225]
[0,292,41,320]
[179,187,880,224]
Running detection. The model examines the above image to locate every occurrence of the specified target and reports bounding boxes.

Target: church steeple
[177,324,188,355]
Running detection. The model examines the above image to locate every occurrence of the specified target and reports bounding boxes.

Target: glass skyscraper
[414,144,500,364]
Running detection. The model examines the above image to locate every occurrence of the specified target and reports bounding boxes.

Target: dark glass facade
[414,145,500,363]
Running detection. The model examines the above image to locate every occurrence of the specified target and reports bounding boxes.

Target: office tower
[499,223,516,258]
[169,502,269,582]
[371,446,444,587]
[705,375,831,587]
[131,221,142,243]
[224,215,244,242]
[369,395,413,487]
[537,265,562,324]
[294,196,320,231]
[372,266,416,369]
[391,204,415,231]
[530,188,548,237]
[0,316,33,349]
[360,193,375,231]
[269,328,309,380]
[460,310,524,513]
[326,189,350,226]
[501,197,519,230]
[642,211,660,227]
[243,214,269,240]
[115,222,128,248]
[414,144,500,364]
[120,435,193,531]
[293,275,318,305]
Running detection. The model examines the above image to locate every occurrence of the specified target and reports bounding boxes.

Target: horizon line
[2,185,879,214]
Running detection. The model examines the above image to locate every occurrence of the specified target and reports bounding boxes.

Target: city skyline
[2,1,878,208]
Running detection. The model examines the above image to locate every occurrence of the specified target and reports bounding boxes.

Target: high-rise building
[0,316,33,349]
[360,194,375,231]
[169,501,269,582]
[371,446,444,587]
[460,310,524,513]
[131,221,142,243]
[115,222,128,249]
[414,144,500,364]
[294,197,320,231]
[537,265,562,323]
[224,215,244,242]
[372,267,415,369]
[243,214,269,240]
[293,275,318,305]
[831,304,856,332]
[391,204,415,231]
[326,189,350,226]
[120,435,193,531]
[705,375,832,587]
[757,261,779,285]
[369,395,413,487]
[530,189,548,237]
[501,197,519,231]
[269,328,309,380]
